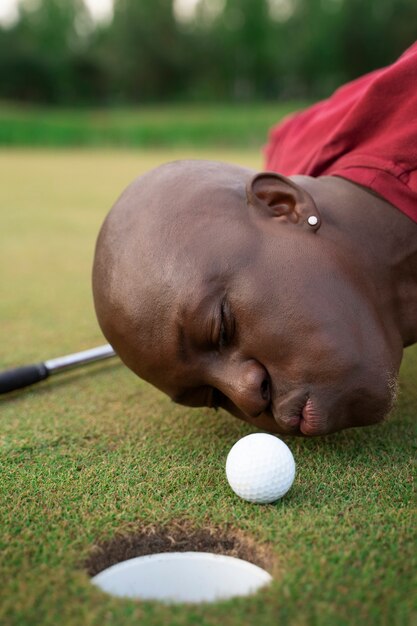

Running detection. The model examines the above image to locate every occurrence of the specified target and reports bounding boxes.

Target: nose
[212,359,270,418]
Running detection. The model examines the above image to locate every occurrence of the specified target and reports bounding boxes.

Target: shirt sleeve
[264,42,417,224]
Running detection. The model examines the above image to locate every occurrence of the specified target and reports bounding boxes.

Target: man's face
[108,170,398,436]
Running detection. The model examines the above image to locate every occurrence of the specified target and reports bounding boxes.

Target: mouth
[271,390,328,436]
[300,397,327,435]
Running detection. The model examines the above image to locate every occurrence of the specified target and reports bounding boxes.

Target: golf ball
[226,433,296,504]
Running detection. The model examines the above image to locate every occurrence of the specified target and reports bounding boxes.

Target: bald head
[93,160,256,380]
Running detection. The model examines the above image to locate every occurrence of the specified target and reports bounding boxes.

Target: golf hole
[86,521,275,604]
[91,551,272,603]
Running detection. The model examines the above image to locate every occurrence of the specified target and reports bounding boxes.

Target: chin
[319,378,398,435]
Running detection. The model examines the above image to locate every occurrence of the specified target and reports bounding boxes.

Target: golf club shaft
[0,344,116,395]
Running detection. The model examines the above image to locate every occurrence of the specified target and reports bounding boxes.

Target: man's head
[93,160,400,436]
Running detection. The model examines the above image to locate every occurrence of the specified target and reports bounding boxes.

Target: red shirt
[265,43,417,224]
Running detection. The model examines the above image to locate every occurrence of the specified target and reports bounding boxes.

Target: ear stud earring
[307,215,319,226]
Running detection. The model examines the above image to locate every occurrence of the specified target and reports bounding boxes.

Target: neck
[294,175,417,348]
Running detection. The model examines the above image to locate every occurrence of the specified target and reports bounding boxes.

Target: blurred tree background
[0,0,416,105]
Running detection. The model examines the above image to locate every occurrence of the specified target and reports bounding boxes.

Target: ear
[246,172,321,231]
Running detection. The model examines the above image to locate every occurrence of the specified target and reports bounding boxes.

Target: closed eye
[219,300,228,348]
[218,297,235,350]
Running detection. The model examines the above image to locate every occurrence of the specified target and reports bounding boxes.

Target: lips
[300,397,326,435]
[272,389,307,433]
[272,392,327,436]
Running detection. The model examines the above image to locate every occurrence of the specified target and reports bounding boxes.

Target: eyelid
[218,297,235,349]
[218,299,227,348]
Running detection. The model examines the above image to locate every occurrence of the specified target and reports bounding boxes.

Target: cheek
[233,243,396,381]
[263,328,356,388]
[248,290,391,388]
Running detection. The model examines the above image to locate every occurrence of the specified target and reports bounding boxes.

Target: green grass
[0,102,306,148]
[1,149,416,626]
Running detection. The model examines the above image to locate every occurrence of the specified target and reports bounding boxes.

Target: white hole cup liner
[91,551,273,604]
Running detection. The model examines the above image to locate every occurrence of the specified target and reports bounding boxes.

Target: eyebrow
[176,322,189,363]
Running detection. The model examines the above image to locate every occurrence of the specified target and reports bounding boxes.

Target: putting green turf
[1,149,416,626]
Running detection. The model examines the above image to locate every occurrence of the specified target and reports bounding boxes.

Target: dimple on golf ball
[226,433,296,504]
